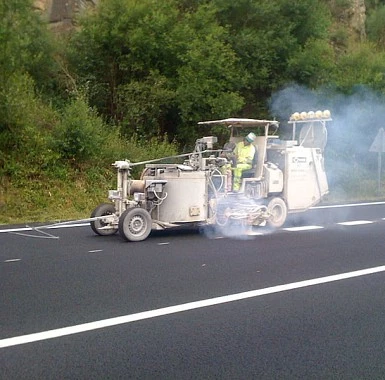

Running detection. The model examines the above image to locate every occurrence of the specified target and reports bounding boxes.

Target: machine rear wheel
[90,203,117,236]
[266,197,287,228]
[119,207,152,242]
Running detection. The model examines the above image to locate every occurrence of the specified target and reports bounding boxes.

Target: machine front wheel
[119,207,152,242]
[90,203,118,236]
[266,197,287,228]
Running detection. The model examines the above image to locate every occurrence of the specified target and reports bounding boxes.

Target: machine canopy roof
[198,118,279,128]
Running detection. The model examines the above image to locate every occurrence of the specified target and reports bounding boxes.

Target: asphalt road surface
[1,201,385,379]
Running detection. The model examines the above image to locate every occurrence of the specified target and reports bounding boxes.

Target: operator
[232,132,257,191]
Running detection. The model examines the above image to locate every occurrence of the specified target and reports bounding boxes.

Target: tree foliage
[334,42,385,93]
[0,0,57,145]
[2,0,385,172]
[69,0,245,143]
[4,0,385,220]
[211,0,332,115]
[366,4,385,45]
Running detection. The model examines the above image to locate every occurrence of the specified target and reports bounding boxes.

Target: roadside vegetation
[1,0,385,224]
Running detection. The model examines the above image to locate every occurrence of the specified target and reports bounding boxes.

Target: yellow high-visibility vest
[234,141,255,165]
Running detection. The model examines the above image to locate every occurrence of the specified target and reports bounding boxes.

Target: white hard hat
[245,132,257,143]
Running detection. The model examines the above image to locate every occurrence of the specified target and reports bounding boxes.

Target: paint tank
[143,167,207,223]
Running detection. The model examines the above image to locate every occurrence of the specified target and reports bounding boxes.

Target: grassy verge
[0,172,113,225]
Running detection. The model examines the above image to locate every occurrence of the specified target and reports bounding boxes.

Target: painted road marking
[4,259,21,263]
[88,250,103,253]
[0,223,89,233]
[283,226,324,232]
[338,220,374,226]
[158,242,170,246]
[2,264,385,348]
[312,201,385,209]
[0,200,384,235]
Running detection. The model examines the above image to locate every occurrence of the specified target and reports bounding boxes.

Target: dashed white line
[338,220,374,226]
[283,226,324,232]
[2,264,385,349]
[88,250,103,253]
[4,259,21,263]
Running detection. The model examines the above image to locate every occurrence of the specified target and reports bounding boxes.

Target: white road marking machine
[90,111,331,241]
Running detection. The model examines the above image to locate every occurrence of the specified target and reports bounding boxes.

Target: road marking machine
[90,111,331,241]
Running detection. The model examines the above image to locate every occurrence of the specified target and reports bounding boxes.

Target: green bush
[366,5,385,45]
[0,72,60,182]
[52,95,108,165]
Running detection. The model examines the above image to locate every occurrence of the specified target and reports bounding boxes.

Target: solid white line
[312,201,385,209]
[283,226,324,232]
[338,220,374,226]
[2,264,385,349]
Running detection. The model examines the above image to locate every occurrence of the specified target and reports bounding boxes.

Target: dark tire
[266,197,287,228]
[90,203,118,236]
[119,207,152,242]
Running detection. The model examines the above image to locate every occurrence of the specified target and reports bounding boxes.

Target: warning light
[290,110,331,121]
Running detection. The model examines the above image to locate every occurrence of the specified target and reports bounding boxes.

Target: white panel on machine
[284,148,326,210]
[264,164,283,193]
[144,170,207,223]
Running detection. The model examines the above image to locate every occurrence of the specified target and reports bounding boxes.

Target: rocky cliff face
[329,0,367,40]
[351,0,366,39]
[34,0,98,30]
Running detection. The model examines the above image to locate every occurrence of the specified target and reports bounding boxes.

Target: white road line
[0,223,89,233]
[2,264,385,349]
[312,201,385,209]
[88,250,103,253]
[0,200,383,235]
[4,259,21,263]
[338,220,374,226]
[283,226,324,232]
[158,242,170,246]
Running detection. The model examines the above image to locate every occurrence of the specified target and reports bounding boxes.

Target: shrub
[52,95,107,165]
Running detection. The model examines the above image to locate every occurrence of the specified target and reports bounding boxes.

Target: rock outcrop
[329,0,366,41]
[34,0,98,31]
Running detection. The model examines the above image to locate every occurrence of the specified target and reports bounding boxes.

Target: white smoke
[201,84,385,238]
[268,83,385,226]
[270,83,385,190]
